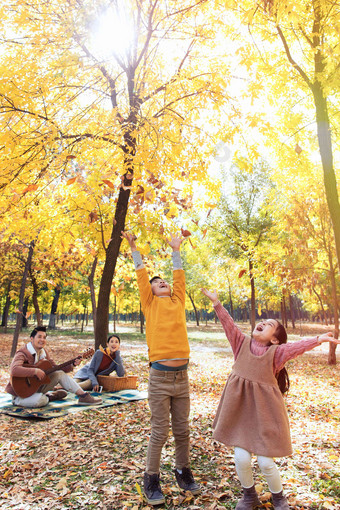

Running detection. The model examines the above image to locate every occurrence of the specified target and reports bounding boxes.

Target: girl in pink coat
[201,288,338,510]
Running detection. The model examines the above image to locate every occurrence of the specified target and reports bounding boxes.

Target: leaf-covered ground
[0,322,339,510]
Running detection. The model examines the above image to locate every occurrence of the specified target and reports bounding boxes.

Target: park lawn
[0,323,339,510]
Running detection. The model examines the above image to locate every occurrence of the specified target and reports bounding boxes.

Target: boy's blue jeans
[146,367,190,474]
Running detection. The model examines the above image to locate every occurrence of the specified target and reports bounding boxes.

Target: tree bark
[312,286,328,325]
[327,250,338,365]
[139,301,144,334]
[11,241,34,357]
[48,285,61,329]
[187,291,199,326]
[88,256,98,333]
[22,297,29,328]
[227,277,234,319]
[289,293,296,329]
[248,258,256,331]
[30,273,43,326]
[94,125,136,350]
[1,280,11,329]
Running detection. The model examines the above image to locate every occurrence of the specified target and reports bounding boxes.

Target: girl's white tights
[234,447,283,494]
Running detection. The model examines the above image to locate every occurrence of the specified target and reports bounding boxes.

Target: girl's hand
[318,332,340,344]
[93,385,100,392]
[167,232,184,252]
[201,288,219,305]
[121,231,137,251]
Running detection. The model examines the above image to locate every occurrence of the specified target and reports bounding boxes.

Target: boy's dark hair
[30,326,47,338]
[273,320,290,395]
[149,276,162,285]
[107,334,121,344]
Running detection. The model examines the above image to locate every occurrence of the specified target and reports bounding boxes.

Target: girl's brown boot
[272,491,289,509]
[235,485,261,509]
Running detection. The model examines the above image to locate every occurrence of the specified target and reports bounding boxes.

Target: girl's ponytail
[274,321,290,395]
[276,367,290,394]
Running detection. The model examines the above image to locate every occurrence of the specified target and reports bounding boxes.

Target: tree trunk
[22,297,29,328]
[312,286,328,325]
[1,280,11,329]
[312,81,340,275]
[31,273,43,326]
[327,250,338,365]
[88,256,97,333]
[186,291,199,326]
[11,241,34,357]
[289,293,296,329]
[81,306,86,333]
[139,301,144,334]
[227,277,234,319]
[48,285,61,329]
[95,170,133,349]
[248,258,256,331]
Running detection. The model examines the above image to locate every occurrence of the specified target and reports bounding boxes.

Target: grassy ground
[0,321,339,510]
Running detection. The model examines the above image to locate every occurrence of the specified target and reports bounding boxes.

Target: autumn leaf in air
[22,184,38,193]
[181,228,191,238]
[102,179,115,189]
[295,143,302,154]
[238,269,247,278]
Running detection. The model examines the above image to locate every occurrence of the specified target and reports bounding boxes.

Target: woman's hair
[273,320,290,395]
[107,334,120,344]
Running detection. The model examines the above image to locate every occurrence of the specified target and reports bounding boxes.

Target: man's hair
[149,275,162,285]
[30,326,47,338]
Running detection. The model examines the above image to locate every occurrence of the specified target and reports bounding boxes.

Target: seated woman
[74,334,125,391]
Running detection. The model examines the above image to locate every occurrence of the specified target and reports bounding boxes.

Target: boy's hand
[121,231,137,251]
[167,232,184,252]
[318,332,340,344]
[201,288,219,305]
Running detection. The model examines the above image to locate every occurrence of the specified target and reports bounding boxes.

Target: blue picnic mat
[0,389,147,419]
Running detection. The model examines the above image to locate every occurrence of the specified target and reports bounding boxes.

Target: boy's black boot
[272,491,289,509]
[174,467,201,495]
[235,485,261,509]
[143,472,165,506]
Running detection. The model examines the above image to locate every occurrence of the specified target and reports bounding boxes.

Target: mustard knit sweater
[136,267,190,362]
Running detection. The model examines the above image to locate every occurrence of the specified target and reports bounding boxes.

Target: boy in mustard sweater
[122,231,200,505]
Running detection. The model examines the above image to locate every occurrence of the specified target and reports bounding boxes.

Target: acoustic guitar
[11,348,94,398]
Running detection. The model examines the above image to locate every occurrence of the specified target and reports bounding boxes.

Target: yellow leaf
[66,177,77,185]
[258,304,262,316]
[22,184,38,193]
[135,482,143,497]
[102,179,115,189]
[56,476,68,490]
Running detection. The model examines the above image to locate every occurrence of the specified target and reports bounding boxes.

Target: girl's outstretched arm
[201,288,246,356]
[274,331,339,372]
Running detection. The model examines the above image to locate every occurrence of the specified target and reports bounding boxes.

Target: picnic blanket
[0,389,147,420]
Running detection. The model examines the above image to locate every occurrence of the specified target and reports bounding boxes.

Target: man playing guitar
[6,326,102,408]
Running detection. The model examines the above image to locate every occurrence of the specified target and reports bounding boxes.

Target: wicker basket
[97,375,138,392]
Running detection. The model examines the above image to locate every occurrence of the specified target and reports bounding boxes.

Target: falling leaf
[238,269,247,278]
[66,154,76,160]
[66,177,77,185]
[22,184,38,193]
[258,304,262,316]
[181,228,191,238]
[295,143,302,154]
[89,211,98,223]
[102,179,115,189]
